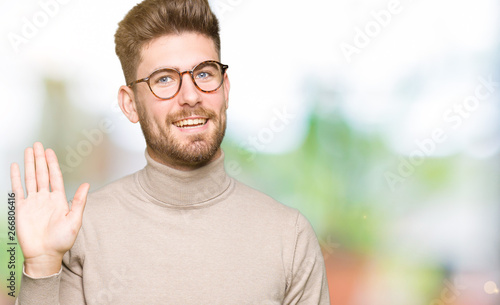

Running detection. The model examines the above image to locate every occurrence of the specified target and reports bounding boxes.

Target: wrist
[24,255,63,277]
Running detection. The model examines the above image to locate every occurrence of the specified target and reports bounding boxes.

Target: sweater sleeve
[283,212,331,305]
[15,227,86,305]
[16,268,62,305]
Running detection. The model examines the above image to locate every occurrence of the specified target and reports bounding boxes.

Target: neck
[137,149,231,207]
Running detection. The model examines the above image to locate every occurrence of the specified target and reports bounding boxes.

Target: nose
[177,71,201,107]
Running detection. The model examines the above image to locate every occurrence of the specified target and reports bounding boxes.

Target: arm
[283,212,331,305]
[11,142,89,304]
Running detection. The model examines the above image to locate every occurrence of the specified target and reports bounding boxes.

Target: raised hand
[10,142,89,277]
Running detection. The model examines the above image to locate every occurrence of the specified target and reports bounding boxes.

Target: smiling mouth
[173,118,208,129]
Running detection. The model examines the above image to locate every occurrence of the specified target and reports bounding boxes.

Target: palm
[16,190,78,259]
[10,142,89,275]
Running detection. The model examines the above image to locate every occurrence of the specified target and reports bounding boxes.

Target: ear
[118,85,140,123]
[223,73,230,109]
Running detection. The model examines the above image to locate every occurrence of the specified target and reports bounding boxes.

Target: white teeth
[174,118,207,128]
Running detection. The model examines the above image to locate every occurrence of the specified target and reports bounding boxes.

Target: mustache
[166,107,217,124]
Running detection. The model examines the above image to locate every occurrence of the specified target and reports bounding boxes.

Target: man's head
[115,0,230,171]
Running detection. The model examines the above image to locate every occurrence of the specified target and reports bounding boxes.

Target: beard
[137,102,227,168]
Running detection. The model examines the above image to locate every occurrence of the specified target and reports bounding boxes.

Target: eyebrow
[150,59,219,73]
[151,65,179,72]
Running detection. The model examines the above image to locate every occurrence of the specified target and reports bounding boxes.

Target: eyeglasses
[127,60,229,100]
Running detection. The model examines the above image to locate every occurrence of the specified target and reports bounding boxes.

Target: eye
[157,76,173,84]
[195,71,212,80]
[152,70,178,87]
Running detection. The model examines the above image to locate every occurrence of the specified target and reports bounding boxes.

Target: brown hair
[115,0,220,85]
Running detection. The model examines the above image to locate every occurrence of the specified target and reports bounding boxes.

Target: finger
[33,142,50,192]
[46,149,65,195]
[68,183,90,226]
[10,163,25,200]
[24,147,37,195]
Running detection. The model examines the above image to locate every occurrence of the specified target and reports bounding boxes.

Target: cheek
[139,104,166,128]
[212,95,227,113]
[144,99,174,122]
[151,111,170,127]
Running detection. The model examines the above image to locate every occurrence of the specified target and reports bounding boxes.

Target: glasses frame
[127,60,229,100]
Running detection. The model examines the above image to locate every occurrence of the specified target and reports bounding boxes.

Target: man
[11,0,330,304]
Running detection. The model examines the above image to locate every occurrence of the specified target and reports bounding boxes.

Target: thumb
[68,183,90,225]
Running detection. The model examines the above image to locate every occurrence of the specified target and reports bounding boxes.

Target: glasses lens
[150,69,181,99]
[193,62,223,92]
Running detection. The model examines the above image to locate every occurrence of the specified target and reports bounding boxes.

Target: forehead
[138,32,219,75]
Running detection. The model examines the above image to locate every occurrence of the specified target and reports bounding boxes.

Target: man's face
[132,33,229,169]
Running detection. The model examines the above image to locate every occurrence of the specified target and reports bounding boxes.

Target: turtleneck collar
[136,149,232,208]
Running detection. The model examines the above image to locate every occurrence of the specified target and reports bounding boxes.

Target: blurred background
[0,0,499,304]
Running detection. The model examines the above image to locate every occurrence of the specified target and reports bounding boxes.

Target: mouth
[172,117,208,129]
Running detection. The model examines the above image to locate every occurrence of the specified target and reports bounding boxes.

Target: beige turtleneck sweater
[17,151,330,304]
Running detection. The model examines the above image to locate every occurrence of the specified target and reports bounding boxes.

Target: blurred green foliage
[222,102,459,257]
[222,108,390,253]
